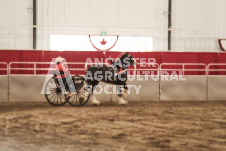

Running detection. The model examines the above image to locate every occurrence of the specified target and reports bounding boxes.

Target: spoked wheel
[67,75,92,106]
[45,77,68,106]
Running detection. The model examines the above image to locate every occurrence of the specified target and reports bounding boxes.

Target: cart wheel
[67,76,92,106]
[45,77,68,106]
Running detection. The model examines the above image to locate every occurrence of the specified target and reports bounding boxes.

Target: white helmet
[55,56,64,64]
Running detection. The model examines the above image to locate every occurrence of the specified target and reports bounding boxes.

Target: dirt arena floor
[0,101,225,151]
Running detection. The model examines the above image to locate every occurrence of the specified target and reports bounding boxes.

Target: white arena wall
[1,75,226,103]
[160,76,207,101]
[171,0,226,52]
[208,76,226,101]
[9,76,46,102]
[1,0,226,51]
[0,76,8,102]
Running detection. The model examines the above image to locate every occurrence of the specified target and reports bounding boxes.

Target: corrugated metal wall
[0,0,225,51]
[0,0,33,49]
[172,0,226,52]
[37,0,168,50]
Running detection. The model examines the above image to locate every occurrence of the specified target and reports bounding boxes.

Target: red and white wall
[1,50,226,103]
[1,50,226,66]
[1,0,226,103]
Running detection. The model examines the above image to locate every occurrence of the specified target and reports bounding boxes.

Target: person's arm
[62,64,69,76]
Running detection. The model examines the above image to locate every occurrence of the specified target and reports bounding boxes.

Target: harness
[109,58,123,72]
[114,68,128,76]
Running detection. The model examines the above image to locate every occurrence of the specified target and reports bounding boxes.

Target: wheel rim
[45,77,68,106]
[67,76,91,106]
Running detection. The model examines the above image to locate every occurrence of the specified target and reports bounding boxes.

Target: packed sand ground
[0,101,225,151]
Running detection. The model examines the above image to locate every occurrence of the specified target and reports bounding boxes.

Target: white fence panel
[208,76,226,101]
[112,75,160,102]
[207,64,226,101]
[160,63,207,101]
[0,62,9,102]
[0,76,8,102]
[9,76,46,102]
[160,76,207,101]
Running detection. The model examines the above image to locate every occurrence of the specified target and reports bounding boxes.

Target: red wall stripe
[1,50,226,75]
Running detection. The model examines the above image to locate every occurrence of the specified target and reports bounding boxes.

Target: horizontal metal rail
[0,62,8,75]
[9,62,138,75]
[9,62,90,75]
[207,63,226,75]
[135,63,159,75]
[7,62,226,76]
[160,63,207,75]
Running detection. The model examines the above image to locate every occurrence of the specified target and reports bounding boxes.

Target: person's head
[55,56,64,64]
[120,52,135,68]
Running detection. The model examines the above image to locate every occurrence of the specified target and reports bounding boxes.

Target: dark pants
[55,77,69,92]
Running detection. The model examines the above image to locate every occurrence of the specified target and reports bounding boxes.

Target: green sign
[101,32,106,36]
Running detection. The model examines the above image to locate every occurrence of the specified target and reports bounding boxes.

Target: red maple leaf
[100,39,107,45]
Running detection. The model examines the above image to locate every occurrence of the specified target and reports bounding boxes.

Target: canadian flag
[89,35,118,51]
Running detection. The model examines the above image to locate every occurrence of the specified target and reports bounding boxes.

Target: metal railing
[135,63,159,75]
[6,62,226,76]
[9,62,47,75]
[0,62,8,75]
[8,62,137,75]
[160,63,207,75]
[207,63,226,75]
[9,62,89,75]
[8,62,163,76]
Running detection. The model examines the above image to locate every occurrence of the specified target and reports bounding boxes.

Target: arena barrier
[160,76,207,101]
[0,76,8,102]
[9,76,46,102]
[160,63,207,101]
[0,62,8,102]
[111,75,160,102]
[7,75,160,102]
[207,64,226,101]
[2,61,226,102]
[8,76,117,103]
